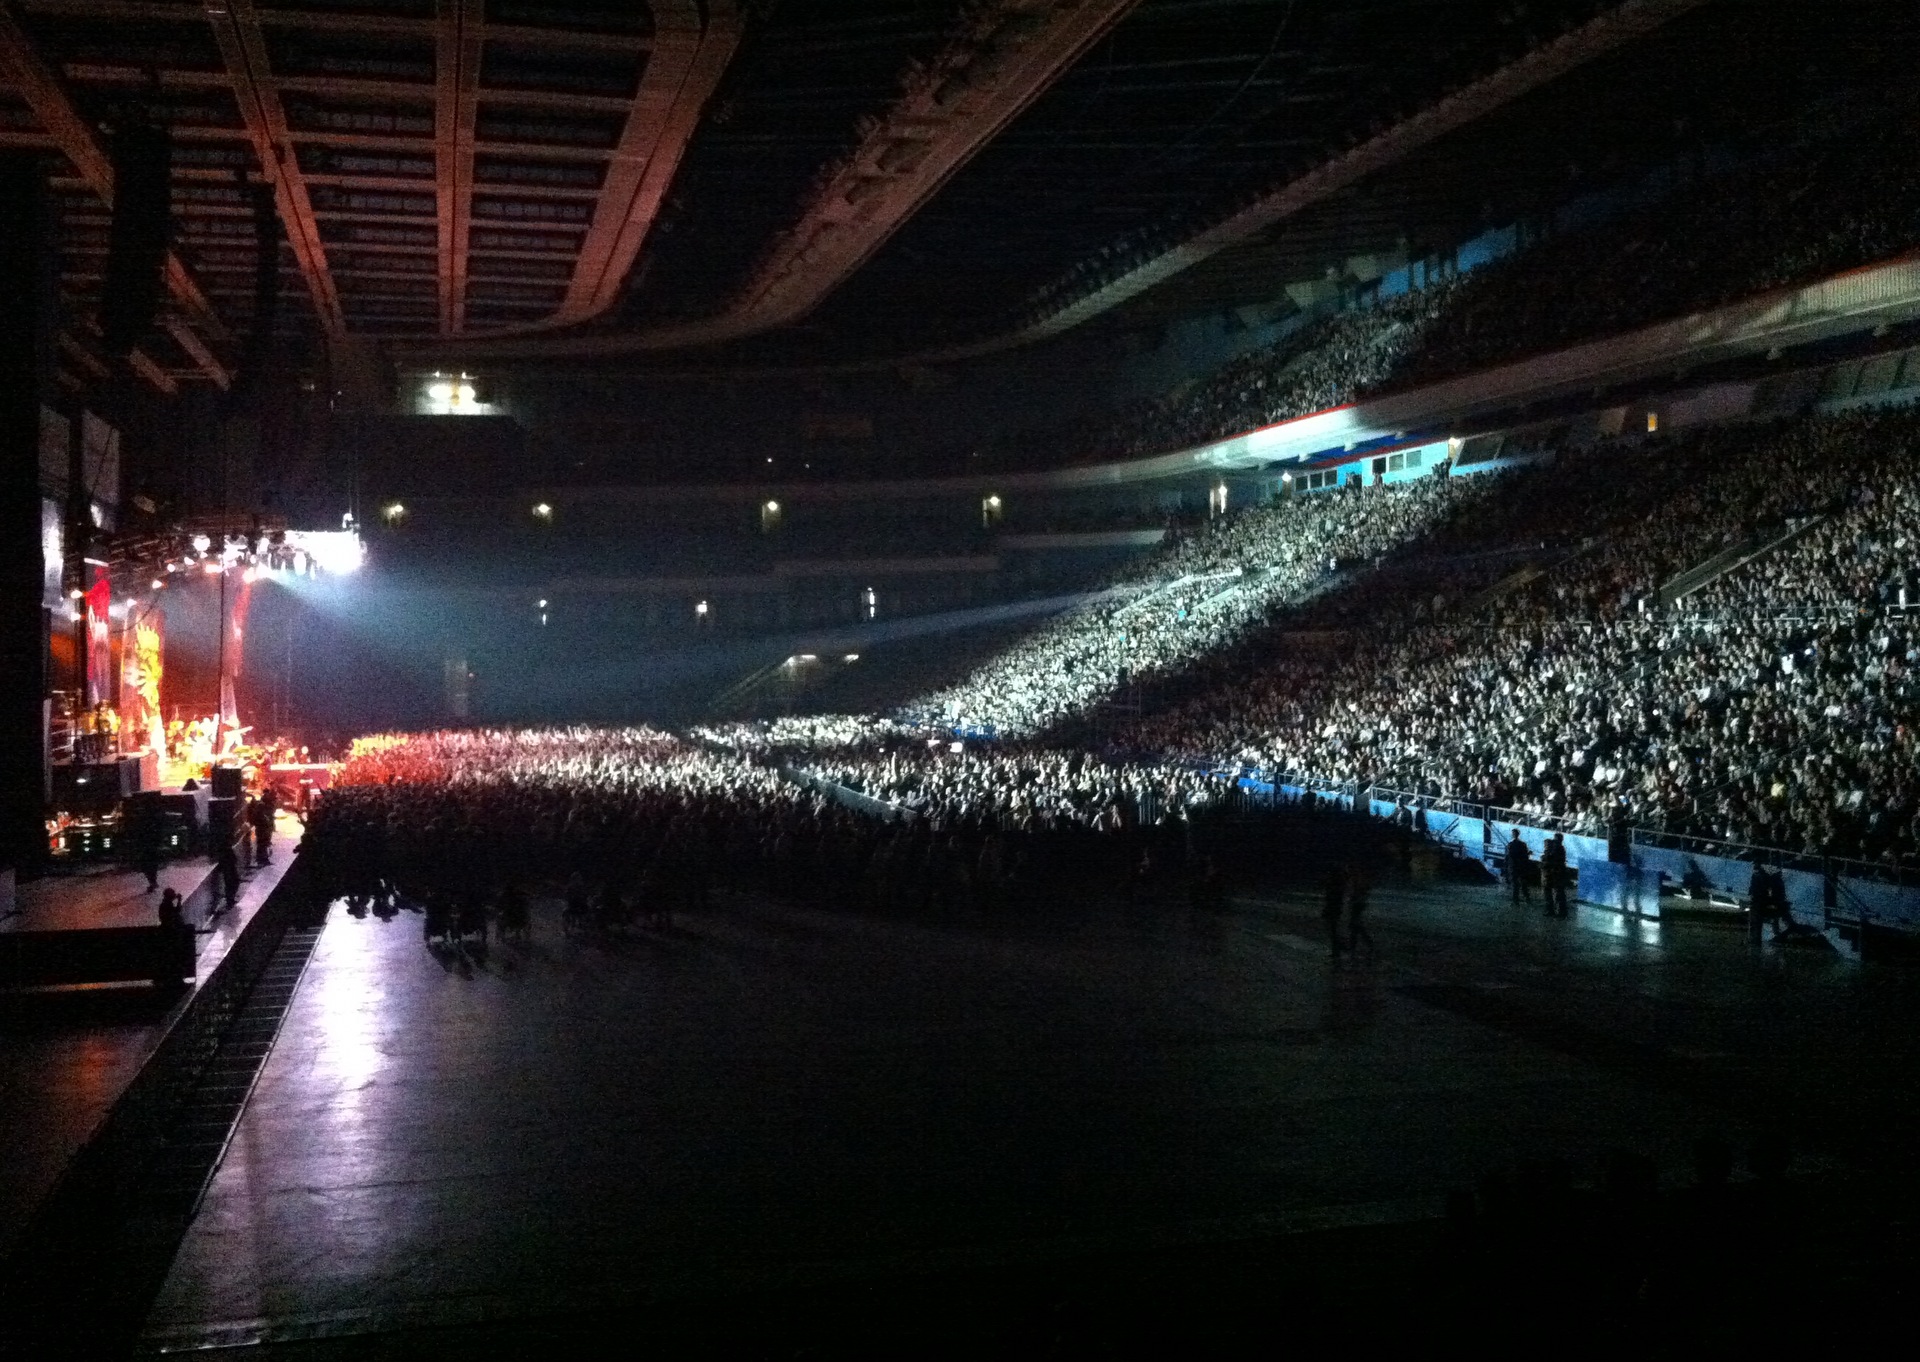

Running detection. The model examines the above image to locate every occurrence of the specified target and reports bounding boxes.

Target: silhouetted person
[1541,833,1570,917]
[1322,863,1347,960]
[1747,860,1770,943]
[157,886,186,931]
[215,839,240,911]
[1346,864,1375,960]
[1506,832,1533,905]
[1763,866,1791,939]
[249,790,276,863]
[135,811,163,892]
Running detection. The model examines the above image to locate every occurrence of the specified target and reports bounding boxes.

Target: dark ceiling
[0,0,1911,395]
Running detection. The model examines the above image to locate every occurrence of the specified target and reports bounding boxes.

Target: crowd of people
[1115,412,1920,866]
[307,403,1920,896]
[299,724,1229,935]
[1393,89,1920,391]
[700,720,1228,835]
[908,469,1487,736]
[699,410,1920,870]
[979,285,1462,469]
[976,90,1920,475]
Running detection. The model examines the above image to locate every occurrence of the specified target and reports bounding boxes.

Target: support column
[0,155,53,870]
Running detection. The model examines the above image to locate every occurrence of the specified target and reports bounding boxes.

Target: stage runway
[0,817,300,1257]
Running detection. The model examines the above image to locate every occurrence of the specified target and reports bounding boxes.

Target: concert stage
[0,815,301,1259]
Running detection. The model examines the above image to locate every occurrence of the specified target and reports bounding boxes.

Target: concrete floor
[138,856,1910,1353]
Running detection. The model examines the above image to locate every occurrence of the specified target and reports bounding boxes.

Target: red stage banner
[84,577,111,707]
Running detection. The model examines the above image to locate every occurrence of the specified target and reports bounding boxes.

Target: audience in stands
[908,470,1485,736]
[1116,412,1920,867]
[982,90,1920,472]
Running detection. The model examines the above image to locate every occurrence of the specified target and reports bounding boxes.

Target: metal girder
[203,0,347,337]
[945,0,1719,358]
[125,346,178,394]
[542,0,742,329]
[714,0,1141,344]
[162,313,231,389]
[22,0,652,51]
[443,0,1142,358]
[435,0,484,334]
[0,0,233,380]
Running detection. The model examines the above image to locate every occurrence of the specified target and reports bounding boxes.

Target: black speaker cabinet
[210,765,244,800]
[52,761,132,815]
[206,795,241,848]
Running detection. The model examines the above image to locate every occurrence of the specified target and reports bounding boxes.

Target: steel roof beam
[540,0,741,329]
[23,0,652,50]
[951,0,1718,357]
[203,0,347,337]
[445,0,1143,358]
[435,0,484,333]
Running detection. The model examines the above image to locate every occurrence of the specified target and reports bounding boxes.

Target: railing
[1243,766,1920,890]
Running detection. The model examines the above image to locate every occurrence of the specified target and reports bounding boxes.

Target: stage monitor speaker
[207,795,241,848]
[101,118,173,357]
[157,790,205,831]
[210,765,244,800]
[51,761,132,814]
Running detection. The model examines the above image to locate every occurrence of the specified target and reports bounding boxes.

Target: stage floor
[5,859,221,935]
[136,864,1920,1354]
[0,814,301,1258]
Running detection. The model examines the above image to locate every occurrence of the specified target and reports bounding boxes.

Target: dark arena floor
[113,820,1920,1357]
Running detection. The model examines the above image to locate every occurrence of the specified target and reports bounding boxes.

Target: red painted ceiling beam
[435,0,484,334]
[541,0,743,330]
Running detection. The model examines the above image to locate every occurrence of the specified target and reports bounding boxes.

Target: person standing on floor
[1346,864,1376,961]
[1506,832,1534,906]
[215,836,241,911]
[1542,833,1570,918]
[1322,862,1348,961]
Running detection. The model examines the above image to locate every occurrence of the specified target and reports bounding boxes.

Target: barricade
[1573,861,1659,917]
[1776,866,1829,928]
[1839,877,1920,932]
[779,765,916,823]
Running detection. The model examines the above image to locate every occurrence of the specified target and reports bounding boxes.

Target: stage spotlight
[286,529,366,575]
[151,578,164,590]
[532,502,553,521]
[191,533,210,553]
[383,502,406,524]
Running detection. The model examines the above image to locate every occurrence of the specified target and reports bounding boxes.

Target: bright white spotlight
[286,529,365,575]
[191,533,211,553]
[428,382,453,403]
[532,502,553,521]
